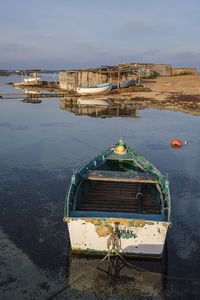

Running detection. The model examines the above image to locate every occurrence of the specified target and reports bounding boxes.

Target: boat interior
[77,181,160,214]
[72,159,162,215]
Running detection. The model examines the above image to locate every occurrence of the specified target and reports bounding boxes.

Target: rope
[102,232,200,282]
[116,256,200,282]
[107,233,120,260]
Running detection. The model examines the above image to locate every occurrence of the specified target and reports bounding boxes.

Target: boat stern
[64,216,171,258]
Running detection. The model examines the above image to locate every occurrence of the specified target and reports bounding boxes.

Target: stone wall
[152,64,172,76]
[119,63,172,77]
[172,68,197,76]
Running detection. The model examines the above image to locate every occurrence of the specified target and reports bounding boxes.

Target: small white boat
[23,76,41,83]
[77,83,112,95]
[14,69,41,86]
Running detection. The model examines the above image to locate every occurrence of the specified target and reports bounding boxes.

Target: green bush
[173,72,193,76]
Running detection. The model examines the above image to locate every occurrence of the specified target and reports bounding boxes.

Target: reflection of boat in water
[24,89,41,95]
[60,96,200,117]
[60,97,140,118]
[67,250,167,296]
[77,83,112,95]
[77,98,113,107]
[63,139,171,258]
[20,98,42,104]
[19,88,42,103]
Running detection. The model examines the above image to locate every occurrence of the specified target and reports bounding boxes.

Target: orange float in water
[171,139,182,149]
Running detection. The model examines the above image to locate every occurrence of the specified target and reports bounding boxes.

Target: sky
[1,0,200,70]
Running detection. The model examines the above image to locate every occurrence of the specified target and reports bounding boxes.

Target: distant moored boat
[23,76,41,83]
[112,79,135,89]
[14,69,41,86]
[77,83,112,95]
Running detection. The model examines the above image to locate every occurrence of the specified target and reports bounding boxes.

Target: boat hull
[66,217,170,258]
[24,77,40,83]
[13,81,41,87]
[64,140,172,259]
[112,79,135,89]
[77,83,112,95]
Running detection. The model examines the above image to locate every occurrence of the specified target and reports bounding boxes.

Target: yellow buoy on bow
[117,145,125,152]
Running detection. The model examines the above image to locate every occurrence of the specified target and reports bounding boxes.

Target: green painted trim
[68,215,171,224]
[72,247,162,259]
[64,139,172,222]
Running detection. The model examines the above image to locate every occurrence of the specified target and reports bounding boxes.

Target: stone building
[59,63,172,91]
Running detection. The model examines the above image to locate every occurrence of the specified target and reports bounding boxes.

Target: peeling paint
[96,224,113,237]
[83,218,156,228]
[162,223,170,228]
[83,218,131,227]
[79,217,159,237]
[68,218,168,257]
[132,220,155,227]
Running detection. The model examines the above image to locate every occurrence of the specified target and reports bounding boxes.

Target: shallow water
[0,76,200,299]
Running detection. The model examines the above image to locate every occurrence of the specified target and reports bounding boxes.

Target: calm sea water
[0,75,200,299]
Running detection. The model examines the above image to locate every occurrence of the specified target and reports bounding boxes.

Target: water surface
[0,76,200,299]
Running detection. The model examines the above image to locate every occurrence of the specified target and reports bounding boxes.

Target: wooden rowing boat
[77,83,112,95]
[63,139,172,258]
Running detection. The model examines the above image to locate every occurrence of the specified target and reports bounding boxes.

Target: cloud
[1,39,200,70]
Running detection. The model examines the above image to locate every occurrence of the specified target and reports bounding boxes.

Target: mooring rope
[103,233,199,282]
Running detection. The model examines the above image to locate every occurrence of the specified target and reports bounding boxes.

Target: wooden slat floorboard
[78,181,160,214]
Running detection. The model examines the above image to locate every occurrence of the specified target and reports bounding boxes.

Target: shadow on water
[53,243,168,298]
[0,167,70,273]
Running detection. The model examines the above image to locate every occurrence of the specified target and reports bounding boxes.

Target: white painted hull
[66,217,170,257]
[77,84,112,95]
[24,77,40,83]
